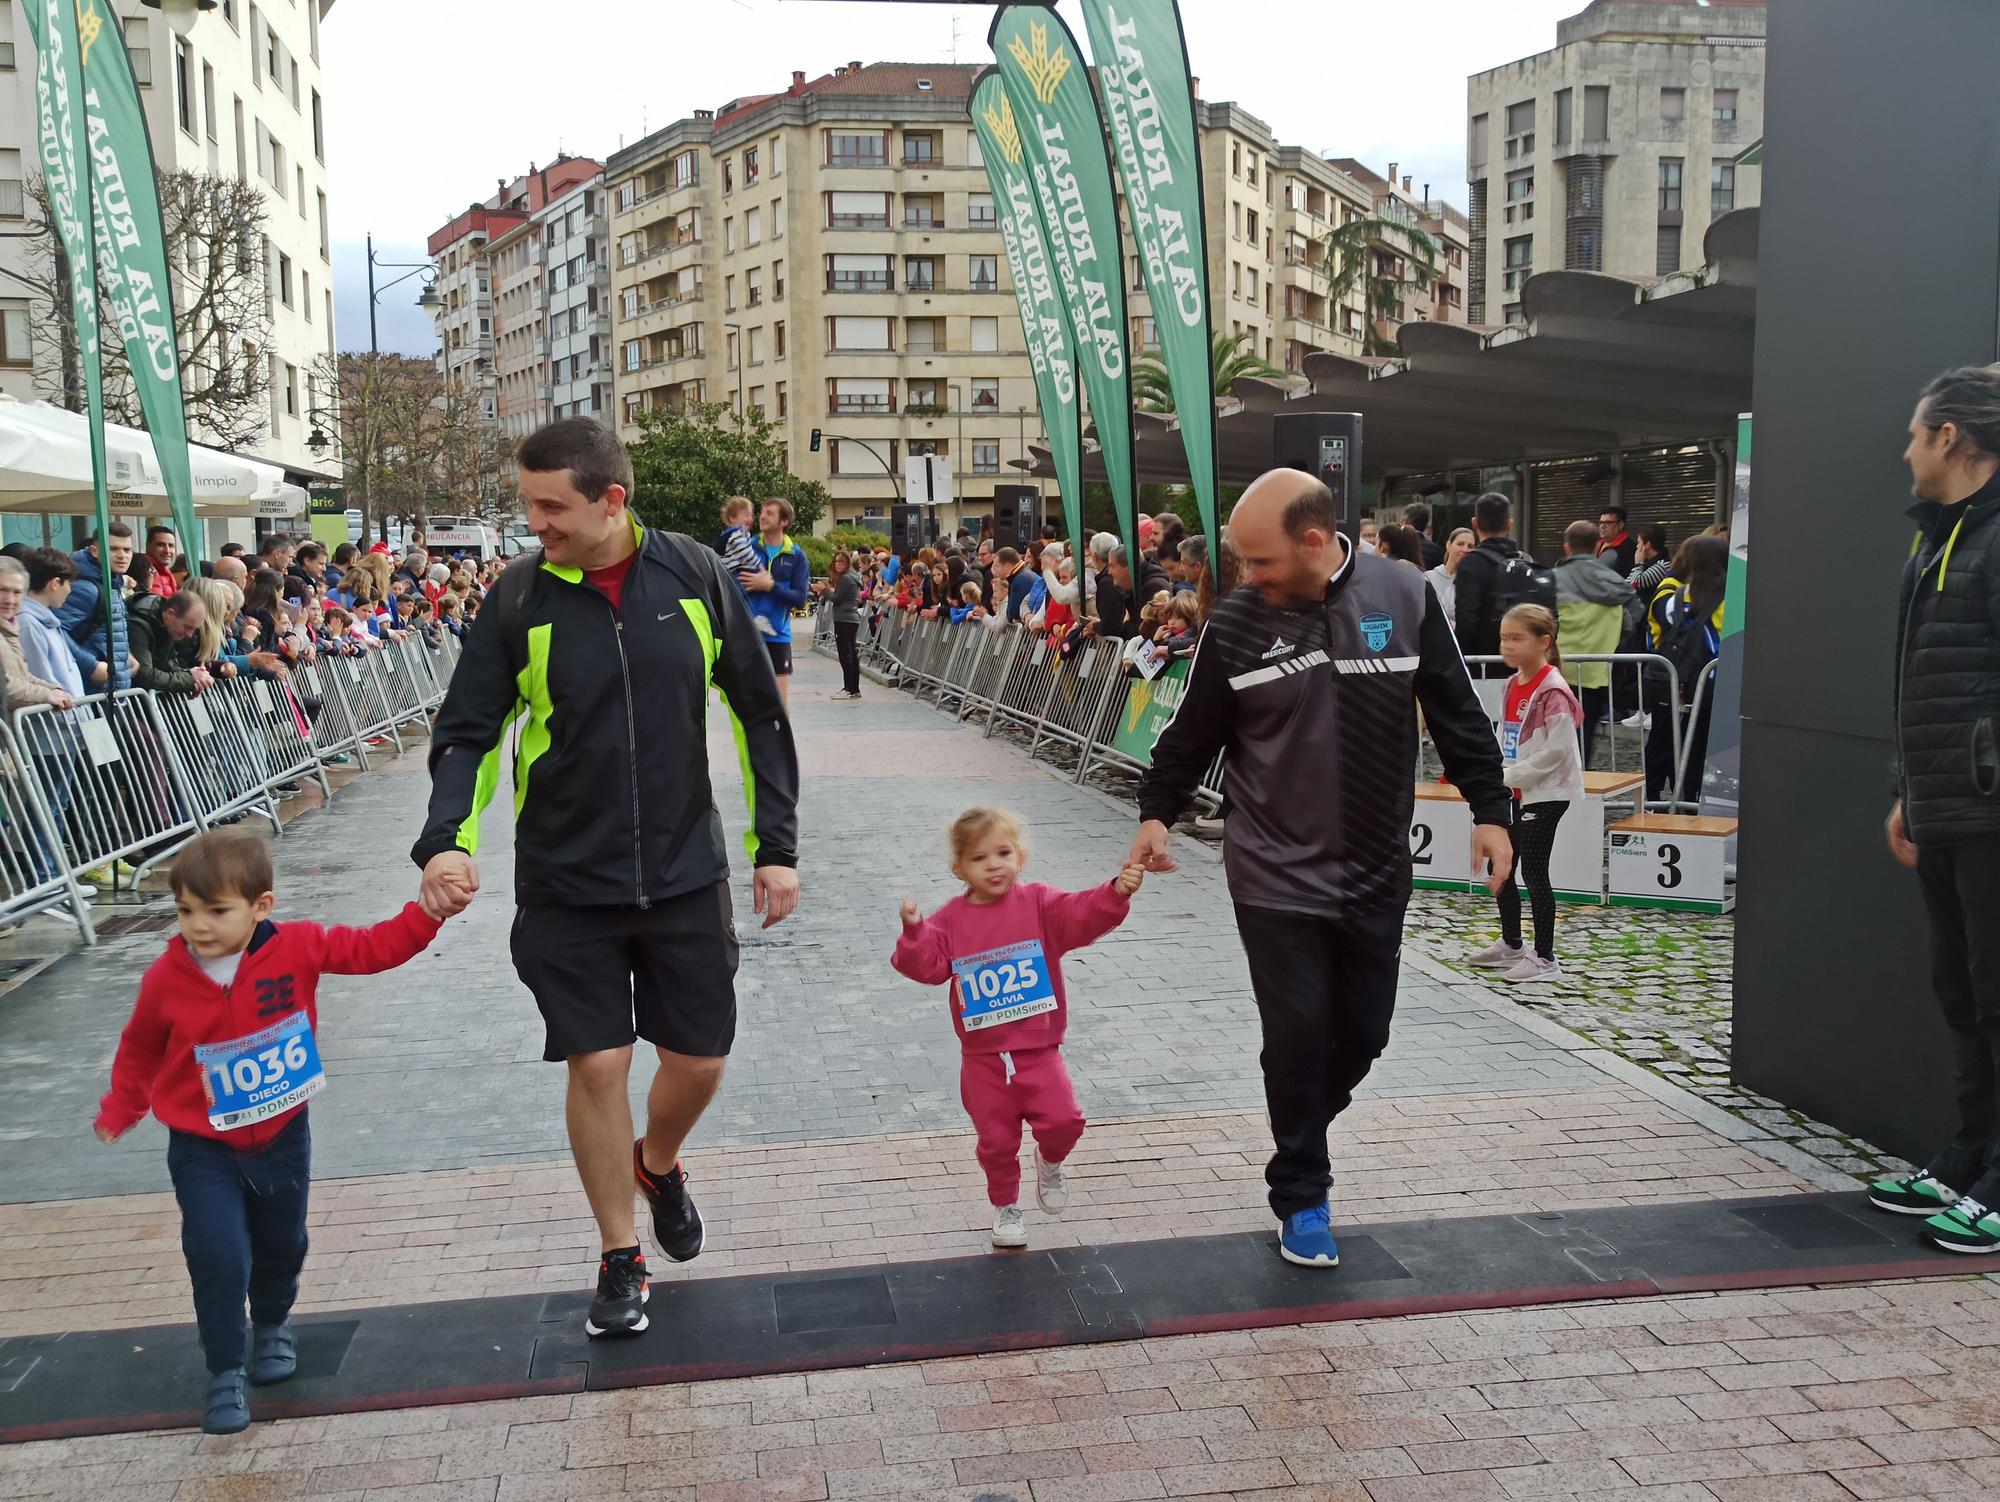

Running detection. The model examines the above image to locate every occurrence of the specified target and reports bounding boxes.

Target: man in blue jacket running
[740,497,812,708]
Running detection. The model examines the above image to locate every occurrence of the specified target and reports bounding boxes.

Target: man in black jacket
[1878,365,2000,1254]
[126,591,213,698]
[1403,501,1446,570]
[414,418,799,1337]
[1131,469,1511,1270]
[1451,491,1526,669]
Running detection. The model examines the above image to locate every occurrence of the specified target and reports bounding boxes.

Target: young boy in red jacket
[95,828,444,1435]
[893,807,1143,1248]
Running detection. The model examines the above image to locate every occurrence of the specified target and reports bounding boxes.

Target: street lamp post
[365,233,441,355]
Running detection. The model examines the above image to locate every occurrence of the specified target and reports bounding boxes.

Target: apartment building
[487,169,612,445]
[1466,0,1765,324]
[608,63,1036,532]
[427,156,601,427]
[0,0,338,516]
[1327,159,1472,341]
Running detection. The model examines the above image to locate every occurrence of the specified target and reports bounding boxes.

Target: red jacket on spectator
[95,903,441,1151]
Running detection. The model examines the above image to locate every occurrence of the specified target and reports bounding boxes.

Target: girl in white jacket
[1468,604,1585,984]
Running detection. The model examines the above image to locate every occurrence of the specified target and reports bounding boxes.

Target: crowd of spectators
[0,523,498,899]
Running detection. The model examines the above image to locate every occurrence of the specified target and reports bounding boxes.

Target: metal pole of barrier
[1675,658,1721,815]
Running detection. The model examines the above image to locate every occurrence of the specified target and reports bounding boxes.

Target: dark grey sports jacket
[1139,548,1510,917]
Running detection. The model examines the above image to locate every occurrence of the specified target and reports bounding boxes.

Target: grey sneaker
[1035,1149,1067,1213]
[1466,939,1524,969]
[991,1204,1028,1248]
[1502,954,1561,985]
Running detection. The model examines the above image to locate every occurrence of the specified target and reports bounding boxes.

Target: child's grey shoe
[991,1204,1028,1248]
[249,1322,297,1385]
[202,1368,251,1434]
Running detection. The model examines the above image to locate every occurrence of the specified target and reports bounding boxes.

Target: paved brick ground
[8,652,1996,1498]
[5,1275,2000,1500]
[0,655,1599,1204]
[0,1085,1809,1339]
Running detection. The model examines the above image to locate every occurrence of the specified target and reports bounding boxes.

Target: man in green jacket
[1553,519,1628,764]
[126,591,213,698]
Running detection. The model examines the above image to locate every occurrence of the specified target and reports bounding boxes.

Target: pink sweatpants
[959,1045,1087,1207]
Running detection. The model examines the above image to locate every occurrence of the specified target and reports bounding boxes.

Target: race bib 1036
[951,939,1057,1032]
[193,1012,325,1132]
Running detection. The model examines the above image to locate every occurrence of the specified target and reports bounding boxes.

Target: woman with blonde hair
[191,578,242,671]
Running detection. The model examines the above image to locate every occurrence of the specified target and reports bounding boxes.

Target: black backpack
[1645,589,1720,709]
[1489,552,1557,628]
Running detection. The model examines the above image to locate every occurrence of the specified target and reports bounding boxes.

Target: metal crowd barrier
[827,616,1717,817]
[0,631,458,945]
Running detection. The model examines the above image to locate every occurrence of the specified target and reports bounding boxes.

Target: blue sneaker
[1279,1203,1340,1267]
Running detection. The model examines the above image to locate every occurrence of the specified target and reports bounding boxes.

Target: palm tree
[1321,213,1441,358]
[1129,328,1283,415]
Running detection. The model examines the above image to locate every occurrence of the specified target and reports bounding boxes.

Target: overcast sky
[325,0,1580,358]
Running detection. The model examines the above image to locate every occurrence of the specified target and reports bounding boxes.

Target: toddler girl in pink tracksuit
[892,806,1143,1248]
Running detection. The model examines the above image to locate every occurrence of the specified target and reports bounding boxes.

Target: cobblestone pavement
[0,653,1603,1204]
[1399,891,1911,1186]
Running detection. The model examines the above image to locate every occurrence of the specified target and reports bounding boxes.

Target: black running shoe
[634,1141,705,1262]
[584,1247,649,1338]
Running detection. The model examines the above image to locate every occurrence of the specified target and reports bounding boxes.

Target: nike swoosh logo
[657,612,678,622]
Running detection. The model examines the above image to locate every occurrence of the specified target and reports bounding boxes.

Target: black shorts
[765,641,793,676]
[510,884,740,1062]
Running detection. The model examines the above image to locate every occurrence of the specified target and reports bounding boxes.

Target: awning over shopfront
[0,398,303,518]
[1026,207,1759,487]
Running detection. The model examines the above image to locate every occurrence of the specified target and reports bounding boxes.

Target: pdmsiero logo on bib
[1360,612,1394,652]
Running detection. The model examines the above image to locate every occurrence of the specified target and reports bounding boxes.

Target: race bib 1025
[193,1012,325,1132]
[951,939,1057,1032]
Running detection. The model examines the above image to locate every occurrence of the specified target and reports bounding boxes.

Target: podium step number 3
[1608,813,1736,913]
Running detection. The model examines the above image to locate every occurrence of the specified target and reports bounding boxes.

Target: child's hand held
[93,1124,116,1144]
[1115,864,1145,896]
[900,898,922,928]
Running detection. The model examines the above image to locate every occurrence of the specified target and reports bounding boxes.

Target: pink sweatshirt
[891,880,1130,1053]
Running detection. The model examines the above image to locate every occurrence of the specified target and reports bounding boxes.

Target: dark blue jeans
[166,1111,311,1374]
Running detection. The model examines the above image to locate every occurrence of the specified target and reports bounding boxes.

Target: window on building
[827,130,888,168]
[905,256,938,291]
[972,441,999,475]
[831,315,893,350]
[968,192,995,228]
[1584,84,1609,141]
[773,259,785,300]
[1137,316,1157,349]
[726,329,739,369]
[748,326,765,364]
[283,362,298,417]
[174,37,194,134]
[745,207,762,245]
[1503,303,1524,326]
[772,136,784,175]
[724,273,735,311]
[746,266,763,306]
[1656,224,1680,275]
[1246,208,1260,244]
[265,20,279,85]
[277,249,294,306]
[1554,88,1572,147]
[905,317,943,352]
[1714,88,1739,124]
[1502,234,1532,292]
[829,252,892,292]
[774,320,786,358]
[1660,87,1685,122]
[970,316,998,352]
[1506,169,1534,223]
[723,217,735,253]
[1504,99,1534,157]
[673,150,698,188]
[1247,267,1259,301]
[831,376,891,414]
[1469,114,1488,170]
[827,191,890,229]
[744,145,759,184]
[0,150,20,221]
[296,164,305,216]
[967,130,984,169]
[771,197,784,238]
[971,377,999,409]
[302,270,311,319]
[317,190,329,260]
[624,340,641,372]
[970,255,998,293]
[122,17,153,83]
[776,381,787,417]
[618,180,635,211]
[1711,161,1736,216]
[0,299,27,365]
[1658,157,1683,213]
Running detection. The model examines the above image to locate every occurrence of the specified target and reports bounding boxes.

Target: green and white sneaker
[1868,1170,1961,1217]
[1924,1197,2000,1254]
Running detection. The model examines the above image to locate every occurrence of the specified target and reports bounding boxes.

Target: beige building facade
[1467,0,1765,324]
[607,63,1466,532]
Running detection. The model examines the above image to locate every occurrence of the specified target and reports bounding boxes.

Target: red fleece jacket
[890,880,1129,1053]
[96,903,441,1150]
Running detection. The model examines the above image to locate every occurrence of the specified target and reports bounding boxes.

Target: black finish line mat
[0,1191,1973,1442]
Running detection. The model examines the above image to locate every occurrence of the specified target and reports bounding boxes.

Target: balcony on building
[828,253,893,293]
[903,194,942,230]
[827,131,890,170]
[829,377,895,417]
[902,132,940,168]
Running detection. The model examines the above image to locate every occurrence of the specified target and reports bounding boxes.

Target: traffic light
[809,428,822,453]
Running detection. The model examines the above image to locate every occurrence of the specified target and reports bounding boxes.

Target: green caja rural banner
[970,71,1085,550]
[990,5,1139,560]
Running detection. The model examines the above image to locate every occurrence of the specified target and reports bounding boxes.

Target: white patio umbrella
[0,398,294,515]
